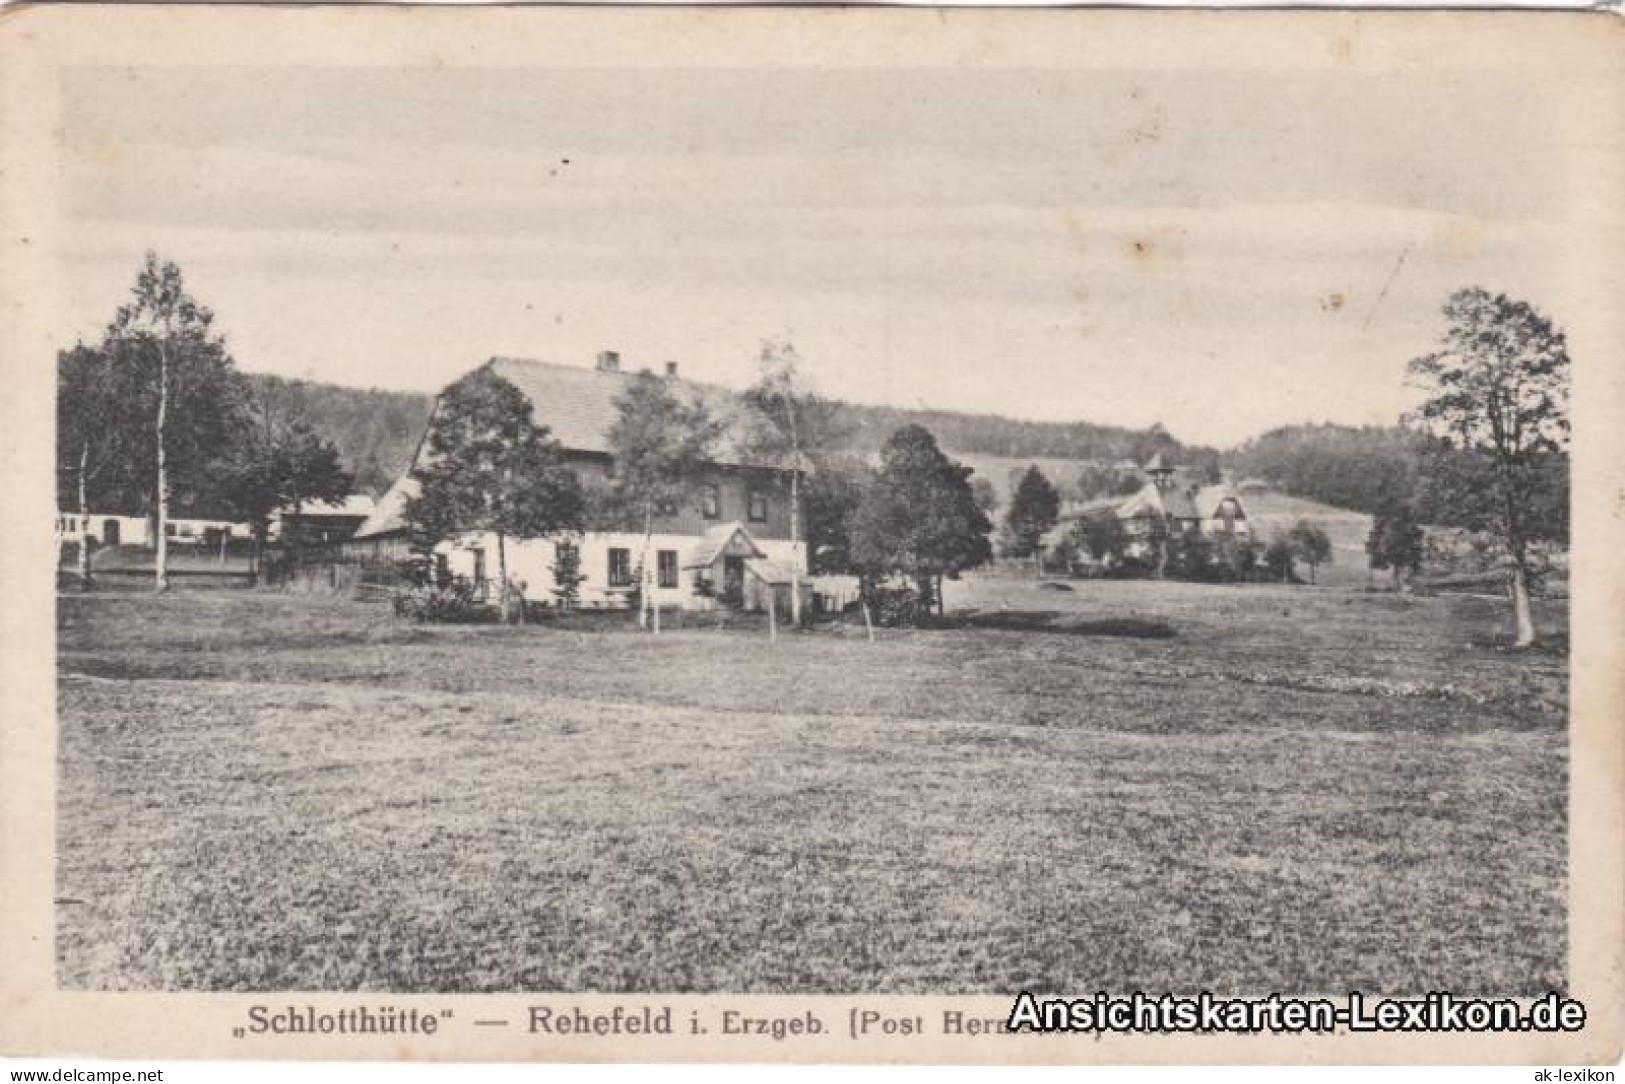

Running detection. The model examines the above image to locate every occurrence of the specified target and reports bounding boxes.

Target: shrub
[1263,533,1297,583]
[391,575,491,623]
[868,583,924,627]
[550,541,586,611]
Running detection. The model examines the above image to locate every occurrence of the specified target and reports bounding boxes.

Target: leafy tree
[607,370,726,629]
[103,253,246,590]
[1263,532,1296,584]
[1211,528,1258,581]
[1287,519,1333,584]
[406,368,585,624]
[743,339,845,626]
[276,430,354,552]
[211,378,353,567]
[1366,502,1425,591]
[1073,512,1129,567]
[1004,465,1061,572]
[57,343,125,588]
[1407,288,1570,646]
[803,455,871,576]
[849,425,993,619]
[970,476,998,516]
[1165,524,1214,580]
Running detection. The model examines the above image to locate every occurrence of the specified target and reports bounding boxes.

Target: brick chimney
[596,350,620,372]
[664,361,679,378]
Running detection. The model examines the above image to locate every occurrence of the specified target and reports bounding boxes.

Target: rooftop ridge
[483,354,741,399]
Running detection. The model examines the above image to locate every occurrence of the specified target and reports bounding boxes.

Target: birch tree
[608,371,724,631]
[743,339,843,626]
[56,343,122,588]
[104,253,241,591]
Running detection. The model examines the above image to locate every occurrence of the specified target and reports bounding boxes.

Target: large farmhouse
[354,352,807,614]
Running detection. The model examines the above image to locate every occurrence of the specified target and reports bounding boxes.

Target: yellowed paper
[1,4,1621,1065]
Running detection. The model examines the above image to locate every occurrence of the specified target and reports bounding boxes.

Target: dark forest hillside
[1229,423,1423,516]
[245,372,1222,494]
[243,374,433,495]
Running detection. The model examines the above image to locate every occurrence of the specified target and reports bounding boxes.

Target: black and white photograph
[1,4,1621,1068]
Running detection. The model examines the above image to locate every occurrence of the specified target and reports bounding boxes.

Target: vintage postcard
[0,3,1621,1067]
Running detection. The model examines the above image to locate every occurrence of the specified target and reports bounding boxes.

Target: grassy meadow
[55,578,1567,994]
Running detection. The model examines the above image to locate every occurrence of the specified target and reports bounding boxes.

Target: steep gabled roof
[1194,485,1247,521]
[286,494,376,519]
[353,475,418,540]
[1118,482,1200,522]
[357,357,789,540]
[1158,487,1201,521]
[485,357,772,468]
[1115,484,1164,520]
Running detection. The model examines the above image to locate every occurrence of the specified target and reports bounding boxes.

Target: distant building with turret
[1041,453,1250,569]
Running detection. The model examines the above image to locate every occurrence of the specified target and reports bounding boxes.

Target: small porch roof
[683,521,766,569]
[747,557,796,585]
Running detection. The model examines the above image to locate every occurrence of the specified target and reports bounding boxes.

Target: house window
[657,550,678,589]
[701,484,721,520]
[747,489,768,522]
[608,547,633,588]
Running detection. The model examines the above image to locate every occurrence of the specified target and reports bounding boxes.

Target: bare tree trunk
[788,467,802,628]
[252,522,268,585]
[154,339,170,593]
[287,498,304,570]
[639,504,654,631]
[76,443,94,590]
[1511,564,1537,648]
[497,530,510,624]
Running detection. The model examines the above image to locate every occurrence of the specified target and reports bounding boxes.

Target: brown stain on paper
[1122,227,1187,271]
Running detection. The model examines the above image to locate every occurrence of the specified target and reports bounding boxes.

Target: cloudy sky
[57,62,1568,448]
